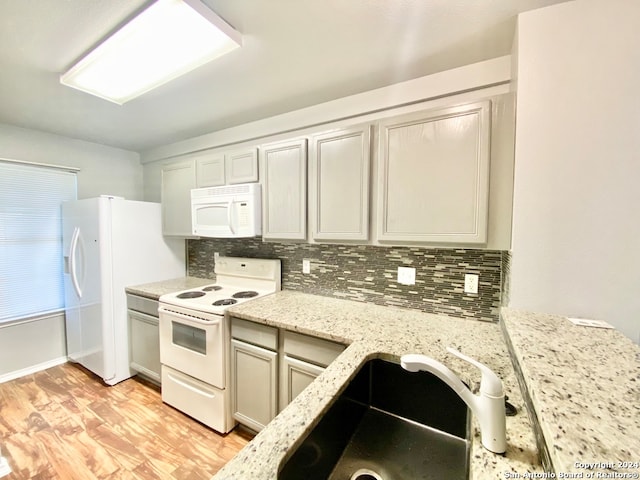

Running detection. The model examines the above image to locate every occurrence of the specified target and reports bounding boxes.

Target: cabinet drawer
[126,294,158,317]
[231,317,278,350]
[282,330,345,368]
[161,365,231,433]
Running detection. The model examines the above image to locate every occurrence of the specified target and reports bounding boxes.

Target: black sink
[279,358,470,480]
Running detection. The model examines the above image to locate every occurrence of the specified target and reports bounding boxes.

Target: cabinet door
[226,148,258,184]
[195,151,225,187]
[377,101,491,244]
[310,125,371,241]
[279,355,324,412]
[260,139,307,240]
[231,339,278,432]
[128,310,161,383]
[161,159,196,236]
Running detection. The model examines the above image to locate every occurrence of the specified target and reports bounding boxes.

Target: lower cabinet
[230,338,278,432]
[279,354,324,411]
[230,318,279,432]
[127,294,161,384]
[230,317,345,432]
[279,330,346,411]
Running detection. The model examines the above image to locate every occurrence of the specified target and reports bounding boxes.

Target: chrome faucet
[401,347,507,454]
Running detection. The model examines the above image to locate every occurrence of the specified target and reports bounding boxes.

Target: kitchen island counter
[215,290,542,479]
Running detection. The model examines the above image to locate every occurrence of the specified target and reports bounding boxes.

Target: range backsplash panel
[188,238,504,322]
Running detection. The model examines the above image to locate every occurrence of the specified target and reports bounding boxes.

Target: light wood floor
[0,363,253,479]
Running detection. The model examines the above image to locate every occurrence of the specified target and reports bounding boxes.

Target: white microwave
[191,183,261,238]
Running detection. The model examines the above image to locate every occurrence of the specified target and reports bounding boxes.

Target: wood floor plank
[2,432,53,479]
[0,363,253,479]
[1,383,49,438]
[33,427,103,480]
[170,459,214,480]
[38,399,121,478]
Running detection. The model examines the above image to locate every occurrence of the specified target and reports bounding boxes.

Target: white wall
[0,123,142,200]
[0,314,67,383]
[0,123,143,378]
[510,0,640,343]
[141,56,512,163]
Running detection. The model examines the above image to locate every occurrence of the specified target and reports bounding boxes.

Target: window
[0,161,77,323]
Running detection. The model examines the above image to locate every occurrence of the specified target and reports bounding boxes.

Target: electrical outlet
[302,259,311,274]
[397,266,416,285]
[464,274,479,294]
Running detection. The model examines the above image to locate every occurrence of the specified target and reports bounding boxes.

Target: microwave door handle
[227,200,235,235]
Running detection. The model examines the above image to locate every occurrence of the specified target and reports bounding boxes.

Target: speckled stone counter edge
[501,308,640,476]
[213,291,542,480]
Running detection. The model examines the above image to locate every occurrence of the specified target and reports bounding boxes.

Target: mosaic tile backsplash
[501,250,512,308]
[188,238,505,322]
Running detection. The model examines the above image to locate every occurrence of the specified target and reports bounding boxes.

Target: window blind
[0,161,77,323]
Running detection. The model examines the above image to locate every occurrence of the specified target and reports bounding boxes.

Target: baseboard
[0,356,68,384]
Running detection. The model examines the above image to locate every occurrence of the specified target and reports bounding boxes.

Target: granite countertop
[501,308,640,476]
[213,290,542,480]
[125,276,215,299]
[126,279,639,479]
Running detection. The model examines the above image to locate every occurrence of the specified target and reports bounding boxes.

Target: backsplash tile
[188,238,505,322]
[501,250,512,307]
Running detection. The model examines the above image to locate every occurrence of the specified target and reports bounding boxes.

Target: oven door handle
[166,371,216,398]
[159,306,221,326]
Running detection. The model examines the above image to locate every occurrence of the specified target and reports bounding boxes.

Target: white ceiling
[0,0,569,153]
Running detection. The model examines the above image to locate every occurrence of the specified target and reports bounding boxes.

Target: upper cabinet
[309,125,371,241]
[158,95,503,245]
[260,139,308,240]
[195,151,225,188]
[226,148,258,184]
[376,101,491,244]
[195,147,258,187]
[161,159,196,236]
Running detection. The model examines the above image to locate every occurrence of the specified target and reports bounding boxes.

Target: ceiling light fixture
[60,0,242,105]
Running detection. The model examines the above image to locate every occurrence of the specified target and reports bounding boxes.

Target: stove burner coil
[202,285,223,292]
[176,291,206,299]
[212,298,237,306]
[232,291,259,299]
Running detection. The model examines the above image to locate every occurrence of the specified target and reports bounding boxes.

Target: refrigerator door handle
[69,227,83,298]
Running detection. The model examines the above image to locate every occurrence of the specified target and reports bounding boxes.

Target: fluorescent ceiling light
[60,0,241,105]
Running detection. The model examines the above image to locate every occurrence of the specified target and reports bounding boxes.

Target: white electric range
[158,256,281,433]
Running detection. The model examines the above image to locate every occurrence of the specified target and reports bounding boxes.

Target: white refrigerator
[62,196,185,385]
